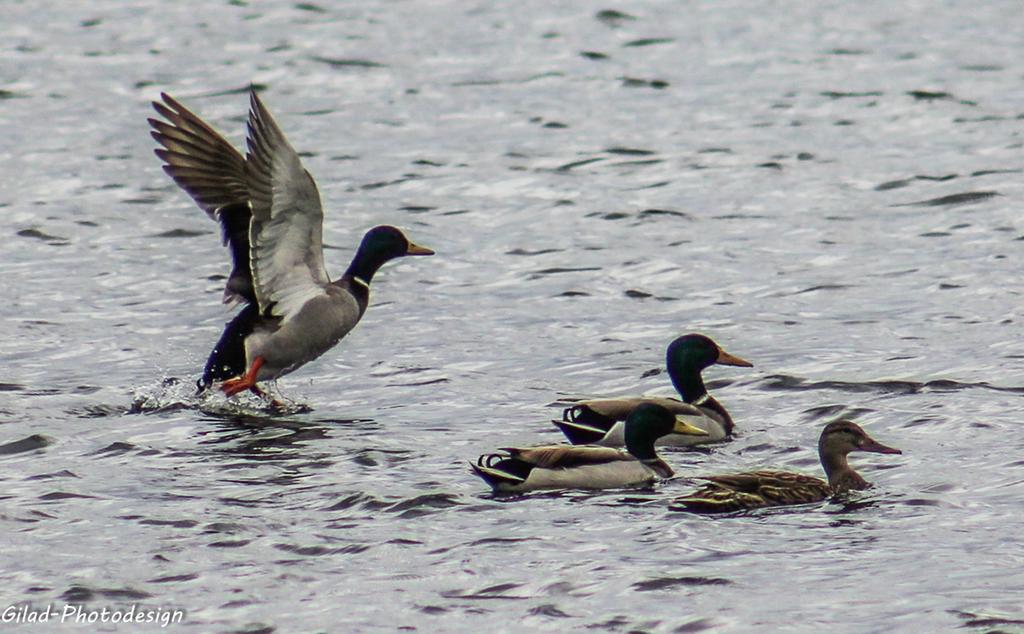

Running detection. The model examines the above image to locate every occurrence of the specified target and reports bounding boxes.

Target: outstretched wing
[150,93,249,217]
[149,93,254,304]
[245,89,331,320]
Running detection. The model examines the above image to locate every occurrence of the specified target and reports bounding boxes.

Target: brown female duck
[672,420,902,513]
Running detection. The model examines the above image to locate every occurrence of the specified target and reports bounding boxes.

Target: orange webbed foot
[220,357,265,397]
[221,377,255,397]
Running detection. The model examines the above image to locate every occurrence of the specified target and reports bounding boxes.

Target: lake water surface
[2,1,1024,631]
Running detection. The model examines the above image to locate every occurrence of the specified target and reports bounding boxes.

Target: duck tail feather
[469,460,527,487]
[551,419,609,445]
[471,453,533,486]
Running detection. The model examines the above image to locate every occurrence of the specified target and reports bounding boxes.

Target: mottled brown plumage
[673,420,901,513]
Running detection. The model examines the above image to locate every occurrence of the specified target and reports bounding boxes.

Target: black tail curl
[472,452,534,483]
[476,452,512,469]
[562,404,617,426]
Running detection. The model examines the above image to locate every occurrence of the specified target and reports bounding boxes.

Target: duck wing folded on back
[556,396,725,447]
[674,470,833,512]
[698,470,828,493]
[563,397,704,425]
[503,444,633,469]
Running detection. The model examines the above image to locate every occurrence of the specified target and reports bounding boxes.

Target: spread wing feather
[149,94,249,218]
[150,93,254,303]
[245,90,331,320]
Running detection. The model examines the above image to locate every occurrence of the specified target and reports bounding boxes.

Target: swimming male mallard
[553,334,752,448]
[149,89,433,398]
[471,403,708,493]
[672,420,902,513]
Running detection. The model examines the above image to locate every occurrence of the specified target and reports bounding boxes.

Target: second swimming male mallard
[471,403,708,493]
[553,334,752,448]
[149,89,433,398]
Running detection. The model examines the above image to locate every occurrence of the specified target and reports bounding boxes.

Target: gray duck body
[149,89,433,394]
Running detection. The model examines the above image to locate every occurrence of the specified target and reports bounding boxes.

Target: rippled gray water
[3,1,1024,631]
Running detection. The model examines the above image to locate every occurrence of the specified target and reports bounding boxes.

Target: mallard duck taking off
[672,420,902,513]
[471,403,708,493]
[553,334,752,448]
[149,89,433,398]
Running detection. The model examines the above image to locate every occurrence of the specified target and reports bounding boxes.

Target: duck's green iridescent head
[623,402,707,459]
[347,225,433,283]
[665,334,752,402]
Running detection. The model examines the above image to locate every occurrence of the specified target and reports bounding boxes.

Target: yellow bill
[673,419,709,436]
[406,242,435,256]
